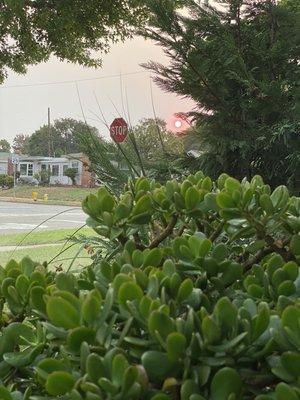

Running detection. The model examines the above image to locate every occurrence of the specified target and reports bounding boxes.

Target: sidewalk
[0,243,61,253]
[0,196,81,207]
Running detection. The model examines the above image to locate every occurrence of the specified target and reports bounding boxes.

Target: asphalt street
[0,202,86,234]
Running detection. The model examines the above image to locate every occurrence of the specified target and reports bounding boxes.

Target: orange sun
[167,114,189,135]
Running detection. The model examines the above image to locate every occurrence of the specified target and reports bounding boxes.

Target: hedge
[0,174,14,188]
[0,172,299,399]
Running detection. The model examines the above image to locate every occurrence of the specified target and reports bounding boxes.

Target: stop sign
[110,118,128,143]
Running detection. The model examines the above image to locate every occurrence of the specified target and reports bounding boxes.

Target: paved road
[0,202,86,234]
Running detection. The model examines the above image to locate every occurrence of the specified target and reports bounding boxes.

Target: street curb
[0,197,81,207]
[0,243,62,253]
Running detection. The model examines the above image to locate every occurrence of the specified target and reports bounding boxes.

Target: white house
[0,152,13,175]
[17,153,93,187]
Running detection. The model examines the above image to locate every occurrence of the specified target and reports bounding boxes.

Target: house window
[63,165,69,176]
[71,162,79,173]
[52,165,59,177]
[20,164,27,176]
[28,164,33,176]
[41,164,47,171]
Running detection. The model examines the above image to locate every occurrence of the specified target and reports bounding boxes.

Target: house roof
[18,154,83,163]
[0,152,12,160]
[63,152,85,159]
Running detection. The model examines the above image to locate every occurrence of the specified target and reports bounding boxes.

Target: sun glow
[174,120,183,128]
[166,114,190,135]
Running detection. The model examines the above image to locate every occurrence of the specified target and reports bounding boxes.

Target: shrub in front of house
[0,173,14,188]
[0,172,299,399]
[64,167,78,185]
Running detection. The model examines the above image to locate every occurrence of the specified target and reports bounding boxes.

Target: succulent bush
[0,172,299,399]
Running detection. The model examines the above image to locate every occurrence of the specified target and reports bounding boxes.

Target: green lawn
[0,228,95,270]
[0,228,93,246]
[0,243,92,270]
[0,185,98,203]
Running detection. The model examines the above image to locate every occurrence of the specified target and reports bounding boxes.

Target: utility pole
[48,107,52,157]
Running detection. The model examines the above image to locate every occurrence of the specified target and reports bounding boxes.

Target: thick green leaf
[86,353,106,384]
[67,327,95,352]
[148,311,174,341]
[46,296,80,329]
[216,192,236,209]
[290,235,300,256]
[0,386,12,400]
[180,379,200,400]
[177,278,193,302]
[281,351,300,378]
[143,248,163,268]
[118,281,143,309]
[202,316,221,344]
[275,382,298,400]
[82,292,101,326]
[210,368,242,400]
[141,351,174,379]
[166,332,186,361]
[3,344,43,368]
[185,187,200,210]
[214,297,238,335]
[46,371,75,395]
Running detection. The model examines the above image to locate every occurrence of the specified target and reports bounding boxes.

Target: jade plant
[0,172,299,399]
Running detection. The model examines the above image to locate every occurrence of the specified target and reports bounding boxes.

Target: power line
[0,70,147,90]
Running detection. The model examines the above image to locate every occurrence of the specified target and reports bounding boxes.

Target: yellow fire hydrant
[44,194,48,202]
[32,192,38,202]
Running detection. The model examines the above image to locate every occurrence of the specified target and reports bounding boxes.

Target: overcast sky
[0,37,193,144]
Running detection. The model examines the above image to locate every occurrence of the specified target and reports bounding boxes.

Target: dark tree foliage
[0,139,10,152]
[0,0,146,82]
[125,118,183,161]
[26,118,98,157]
[142,0,300,190]
[12,134,30,155]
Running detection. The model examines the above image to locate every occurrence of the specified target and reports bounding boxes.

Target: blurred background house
[0,153,13,176]
[16,153,94,187]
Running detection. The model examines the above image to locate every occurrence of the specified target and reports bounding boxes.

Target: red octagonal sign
[110,118,128,143]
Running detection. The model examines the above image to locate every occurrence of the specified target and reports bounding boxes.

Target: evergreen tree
[142,0,299,188]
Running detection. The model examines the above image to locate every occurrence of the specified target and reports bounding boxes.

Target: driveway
[0,201,86,234]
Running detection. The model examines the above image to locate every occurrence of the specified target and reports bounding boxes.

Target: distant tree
[0,1,146,83]
[143,0,299,189]
[125,118,184,163]
[53,118,98,155]
[0,139,11,152]
[26,118,99,156]
[27,125,63,157]
[12,134,30,154]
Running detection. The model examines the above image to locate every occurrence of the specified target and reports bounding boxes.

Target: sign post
[11,156,19,198]
[110,118,128,143]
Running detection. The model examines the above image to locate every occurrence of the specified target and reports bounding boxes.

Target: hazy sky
[0,37,193,144]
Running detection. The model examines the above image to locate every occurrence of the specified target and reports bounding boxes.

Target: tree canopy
[12,134,30,155]
[26,118,98,156]
[0,0,146,82]
[124,118,184,162]
[143,0,300,190]
[0,139,10,152]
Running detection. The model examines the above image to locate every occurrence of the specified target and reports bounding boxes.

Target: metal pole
[48,107,51,157]
[13,163,16,198]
